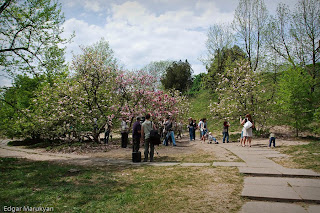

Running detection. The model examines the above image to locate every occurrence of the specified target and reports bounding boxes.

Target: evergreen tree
[161,60,193,93]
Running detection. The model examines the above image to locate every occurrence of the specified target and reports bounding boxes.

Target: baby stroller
[206,132,219,144]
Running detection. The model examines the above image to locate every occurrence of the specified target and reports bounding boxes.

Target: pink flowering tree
[209,61,271,128]
[115,71,189,127]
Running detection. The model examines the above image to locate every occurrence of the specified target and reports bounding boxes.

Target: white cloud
[61,0,235,75]
[84,0,102,12]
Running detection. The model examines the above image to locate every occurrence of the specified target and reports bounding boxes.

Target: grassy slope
[276,140,320,173]
[188,90,217,133]
[188,90,241,140]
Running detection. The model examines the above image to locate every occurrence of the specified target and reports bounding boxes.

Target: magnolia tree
[19,39,119,142]
[116,71,189,127]
[209,61,271,128]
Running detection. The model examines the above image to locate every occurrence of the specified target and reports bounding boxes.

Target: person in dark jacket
[132,117,141,152]
[163,116,177,146]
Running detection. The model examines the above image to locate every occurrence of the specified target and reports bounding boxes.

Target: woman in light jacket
[241,114,254,147]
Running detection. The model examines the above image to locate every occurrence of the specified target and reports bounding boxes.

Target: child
[269,132,276,148]
[208,132,219,144]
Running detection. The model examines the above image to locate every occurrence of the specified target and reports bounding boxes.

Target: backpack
[165,121,172,131]
[150,122,161,145]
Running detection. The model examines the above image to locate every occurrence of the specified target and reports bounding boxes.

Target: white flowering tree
[209,61,271,128]
[18,39,119,142]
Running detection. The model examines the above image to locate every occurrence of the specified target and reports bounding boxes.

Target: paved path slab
[180,163,211,167]
[216,143,320,178]
[242,177,320,203]
[308,205,320,213]
[278,168,320,178]
[212,162,247,167]
[240,201,308,213]
[242,184,302,202]
[239,167,283,176]
[244,177,320,187]
[219,142,320,211]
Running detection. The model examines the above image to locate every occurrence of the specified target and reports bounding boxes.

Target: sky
[60,0,237,74]
[0,0,299,87]
[59,0,298,75]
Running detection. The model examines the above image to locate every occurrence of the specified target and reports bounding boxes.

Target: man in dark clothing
[132,117,141,152]
[121,117,129,148]
[104,120,112,144]
[141,114,156,162]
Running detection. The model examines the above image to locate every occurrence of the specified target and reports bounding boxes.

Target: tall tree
[266,0,320,93]
[276,67,314,136]
[233,0,268,72]
[206,23,235,61]
[209,61,267,125]
[206,45,247,90]
[0,74,41,137]
[188,73,206,95]
[161,60,193,93]
[0,0,70,77]
[265,3,295,67]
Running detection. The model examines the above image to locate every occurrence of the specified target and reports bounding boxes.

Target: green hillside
[188,90,242,141]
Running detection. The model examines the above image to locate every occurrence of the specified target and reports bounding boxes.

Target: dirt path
[0,136,238,165]
[0,139,90,161]
[0,136,308,167]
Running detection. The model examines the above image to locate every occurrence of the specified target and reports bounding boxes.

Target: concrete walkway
[214,142,320,213]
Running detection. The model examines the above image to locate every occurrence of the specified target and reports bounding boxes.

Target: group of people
[104,114,183,162]
[239,114,254,147]
[239,113,276,148]
[187,117,230,144]
[132,114,182,162]
[104,112,275,163]
[186,114,263,148]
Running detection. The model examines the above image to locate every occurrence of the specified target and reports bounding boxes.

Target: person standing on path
[104,120,112,144]
[241,114,254,147]
[177,121,183,139]
[158,118,164,140]
[198,119,204,140]
[188,117,194,141]
[239,116,246,147]
[121,117,129,148]
[192,119,197,140]
[163,116,177,146]
[200,118,208,142]
[132,117,141,152]
[222,120,230,143]
[141,113,156,162]
[269,132,276,148]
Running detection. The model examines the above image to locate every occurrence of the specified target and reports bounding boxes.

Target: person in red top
[223,120,230,143]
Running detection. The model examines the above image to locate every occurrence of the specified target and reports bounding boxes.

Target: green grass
[279,140,320,173]
[188,90,242,136]
[156,152,217,163]
[0,158,244,212]
[188,90,217,131]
